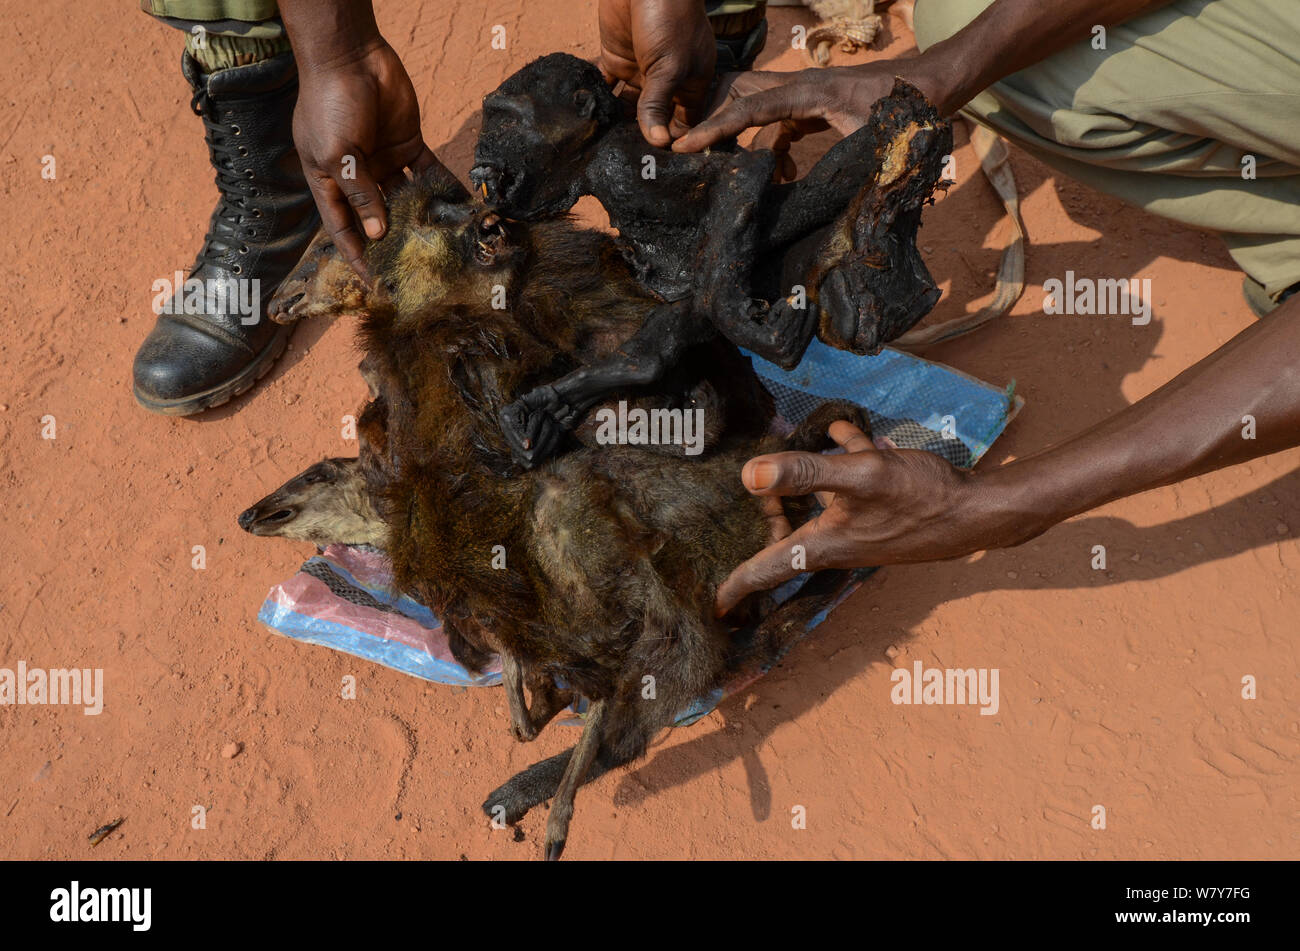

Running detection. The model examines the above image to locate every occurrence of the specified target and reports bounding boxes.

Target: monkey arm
[591,129,819,369]
[807,81,954,353]
[498,300,708,469]
[758,122,887,252]
[691,147,819,369]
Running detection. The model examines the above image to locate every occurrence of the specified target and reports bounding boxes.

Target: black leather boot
[133,51,319,415]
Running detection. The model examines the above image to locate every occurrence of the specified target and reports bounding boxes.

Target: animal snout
[267,289,306,323]
[237,503,298,535]
[477,211,508,243]
[469,164,506,204]
[472,211,514,266]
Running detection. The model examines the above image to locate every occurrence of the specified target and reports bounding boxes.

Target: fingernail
[363,217,384,240]
[749,461,778,491]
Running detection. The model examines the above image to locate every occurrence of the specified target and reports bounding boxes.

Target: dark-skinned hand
[675,61,955,157]
[598,0,718,146]
[715,421,1013,617]
[292,38,439,277]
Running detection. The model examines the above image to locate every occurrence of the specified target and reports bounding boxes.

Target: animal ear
[573,87,596,119]
[369,277,396,308]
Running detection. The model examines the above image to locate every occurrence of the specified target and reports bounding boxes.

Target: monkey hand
[720,297,818,371]
[499,385,580,469]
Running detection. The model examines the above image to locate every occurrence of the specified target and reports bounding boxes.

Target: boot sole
[133,322,293,417]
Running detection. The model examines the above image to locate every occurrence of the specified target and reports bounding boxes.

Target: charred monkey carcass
[470,53,952,467]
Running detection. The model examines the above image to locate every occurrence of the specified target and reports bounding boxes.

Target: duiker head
[268,164,524,323]
[237,457,386,548]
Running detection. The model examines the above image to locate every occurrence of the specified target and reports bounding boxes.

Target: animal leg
[719,295,819,371]
[500,651,539,743]
[759,131,881,246]
[482,735,634,828]
[484,748,587,826]
[481,689,670,830]
[497,299,705,468]
[694,149,816,370]
[525,669,575,736]
[542,699,607,860]
[812,84,953,353]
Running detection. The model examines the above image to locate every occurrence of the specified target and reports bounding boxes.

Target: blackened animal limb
[722,294,820,371]
[498,299,705,468]
[760,126,885,251]
[693,149,816,370]
[813,82,954,354]
[497,385,574,469]
[543,698,607,860]
[759,79,945,251]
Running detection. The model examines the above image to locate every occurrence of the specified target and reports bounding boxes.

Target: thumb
[741,450,870,498]
[335,153,388,241]
[637,60,683,147]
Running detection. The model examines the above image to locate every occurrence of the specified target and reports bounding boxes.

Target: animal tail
[783,400,872,453]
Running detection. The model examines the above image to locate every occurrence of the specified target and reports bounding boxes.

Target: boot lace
[191,85,262,274]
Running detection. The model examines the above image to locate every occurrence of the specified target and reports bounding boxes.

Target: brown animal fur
[256,165,870,858]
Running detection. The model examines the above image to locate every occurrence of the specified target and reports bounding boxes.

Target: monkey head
[470,53,622,218]
[269,164,526,323]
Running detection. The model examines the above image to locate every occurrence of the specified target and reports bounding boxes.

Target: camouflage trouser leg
[706,0,769,71]
[915,0,1300,299]
[140,0,290,72]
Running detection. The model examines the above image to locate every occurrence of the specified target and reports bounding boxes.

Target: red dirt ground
[1,1,1296,860]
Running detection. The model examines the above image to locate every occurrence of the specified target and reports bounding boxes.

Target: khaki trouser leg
[914,0,1300,298]
[140,0,289,72]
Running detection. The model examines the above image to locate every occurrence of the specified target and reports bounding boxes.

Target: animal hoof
[544,838,566,861]
[511,722,538,743]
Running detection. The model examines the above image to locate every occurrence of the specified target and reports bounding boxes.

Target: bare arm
[278,0,438,276]
[985,297,1300,538]
[676,0,1176,150]
[716,297,1300,615]
[598,0,717,146]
